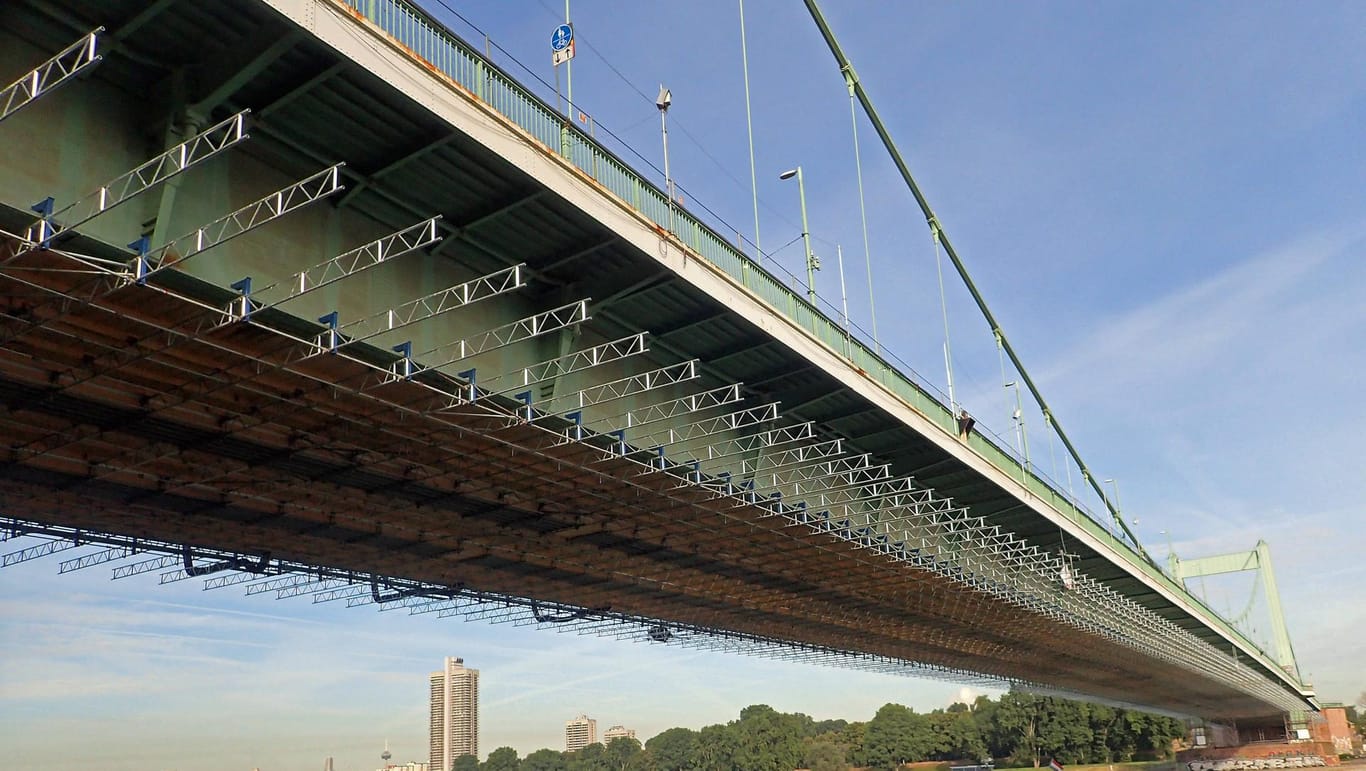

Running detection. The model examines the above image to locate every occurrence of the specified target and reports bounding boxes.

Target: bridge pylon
[1171,540,1300,682]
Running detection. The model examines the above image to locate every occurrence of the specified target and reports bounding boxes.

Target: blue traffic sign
[551,24,573,52]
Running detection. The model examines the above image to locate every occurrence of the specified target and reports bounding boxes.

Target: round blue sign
[551,24,573,52]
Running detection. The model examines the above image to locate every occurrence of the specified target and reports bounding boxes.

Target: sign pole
[565,0,573,116]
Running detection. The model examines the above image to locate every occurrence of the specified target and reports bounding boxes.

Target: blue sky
[3,2,1364,770]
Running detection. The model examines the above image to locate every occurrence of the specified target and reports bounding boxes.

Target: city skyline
[2,1,1363,770]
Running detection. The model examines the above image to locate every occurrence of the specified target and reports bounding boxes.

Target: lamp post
[1004,380,1030,471]
[1104,477,1124,534]
[657,85,673,232]
[779,166,818,302]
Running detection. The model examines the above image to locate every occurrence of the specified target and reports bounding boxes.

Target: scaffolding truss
[0,28,102,124]
[0,195,1309,720]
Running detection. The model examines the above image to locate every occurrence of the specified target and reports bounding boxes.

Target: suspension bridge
[0,0,1318,726]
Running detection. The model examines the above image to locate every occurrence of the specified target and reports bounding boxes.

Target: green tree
[454,756,480,771]
[991,692,1043,767]
[1087,704,1118,764]
[731,704,806,771]
[570,743,610,771]
[865,703,936,770]
[605,736,644,771]
[1035,698,1092,764]
[803,740,848,771]
[482,746,521,771]
[645,727,697,771]
[932,709,987,761]
[814,719,850,736]
[841,721,868,768]
[691,723,736,771]
[524,748,569,771]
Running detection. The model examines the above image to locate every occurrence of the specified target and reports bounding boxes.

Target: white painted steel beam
[0,28,101,123]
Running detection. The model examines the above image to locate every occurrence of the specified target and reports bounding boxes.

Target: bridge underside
[0,228,1288,720]
[0,0,1309,719]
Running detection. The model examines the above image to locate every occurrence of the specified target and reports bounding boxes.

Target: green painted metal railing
[333,0,1299,681]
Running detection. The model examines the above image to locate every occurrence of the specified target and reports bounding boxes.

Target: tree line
[450,691,1186,771]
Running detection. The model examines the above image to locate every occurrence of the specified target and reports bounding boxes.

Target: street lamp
[657,85,674,232]
[778,166,819,302]
[1103,477,1124,532]
[1003,380,1030,470]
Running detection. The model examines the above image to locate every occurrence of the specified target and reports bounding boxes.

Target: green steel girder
[652,308,731,340]
[336,132,459,208]
[1171,540,1299,678]
[189,26,303,116]
[256,61,348,119]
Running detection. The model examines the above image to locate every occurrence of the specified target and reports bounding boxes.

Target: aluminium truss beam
[226,217,442,315]
[626,403,780,451]
[477,333,649,397]
[58,545,138,573]
[2,537,79,567]
[0,28,101,123]
[739,439,844,476]
[21,111,250,251]
[529,360,699,419]
[312,263,525,351]
[664,422,815,466]
[582,384,744,436]
[132,164,344,282]
[416,299,589,381]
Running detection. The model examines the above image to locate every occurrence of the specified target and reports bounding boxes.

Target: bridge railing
[332,0,1284,666]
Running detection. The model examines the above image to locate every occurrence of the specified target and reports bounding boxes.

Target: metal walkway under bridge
[0,0,1316,720]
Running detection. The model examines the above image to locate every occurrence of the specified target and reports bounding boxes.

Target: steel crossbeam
[637,422,822,480]
[583,384,744,435]
[756,455,890,491]
[0,28,101,123]
[311,585,371,604]
[477,333,649,396]
[739,439,844,475]
[782,470,900,507]
[111,555,179,579]
[132,164,344,282]
[276,578,352,599]
[311,264,525,353]
[407,598,464,616]
[58,546,139,573]
[530,360,699,418]
[691,453,884,499]
[2,537,79,567]
[21,112,250,251]
[202,571,268,590]
[681,422,816,464]
[225,217,443,317]
[417,299,588,377]
[625,403,780,450]
[158,568,192,584]
[757,472,902,517]
[244,574,328,595]
[807,479,939,515]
